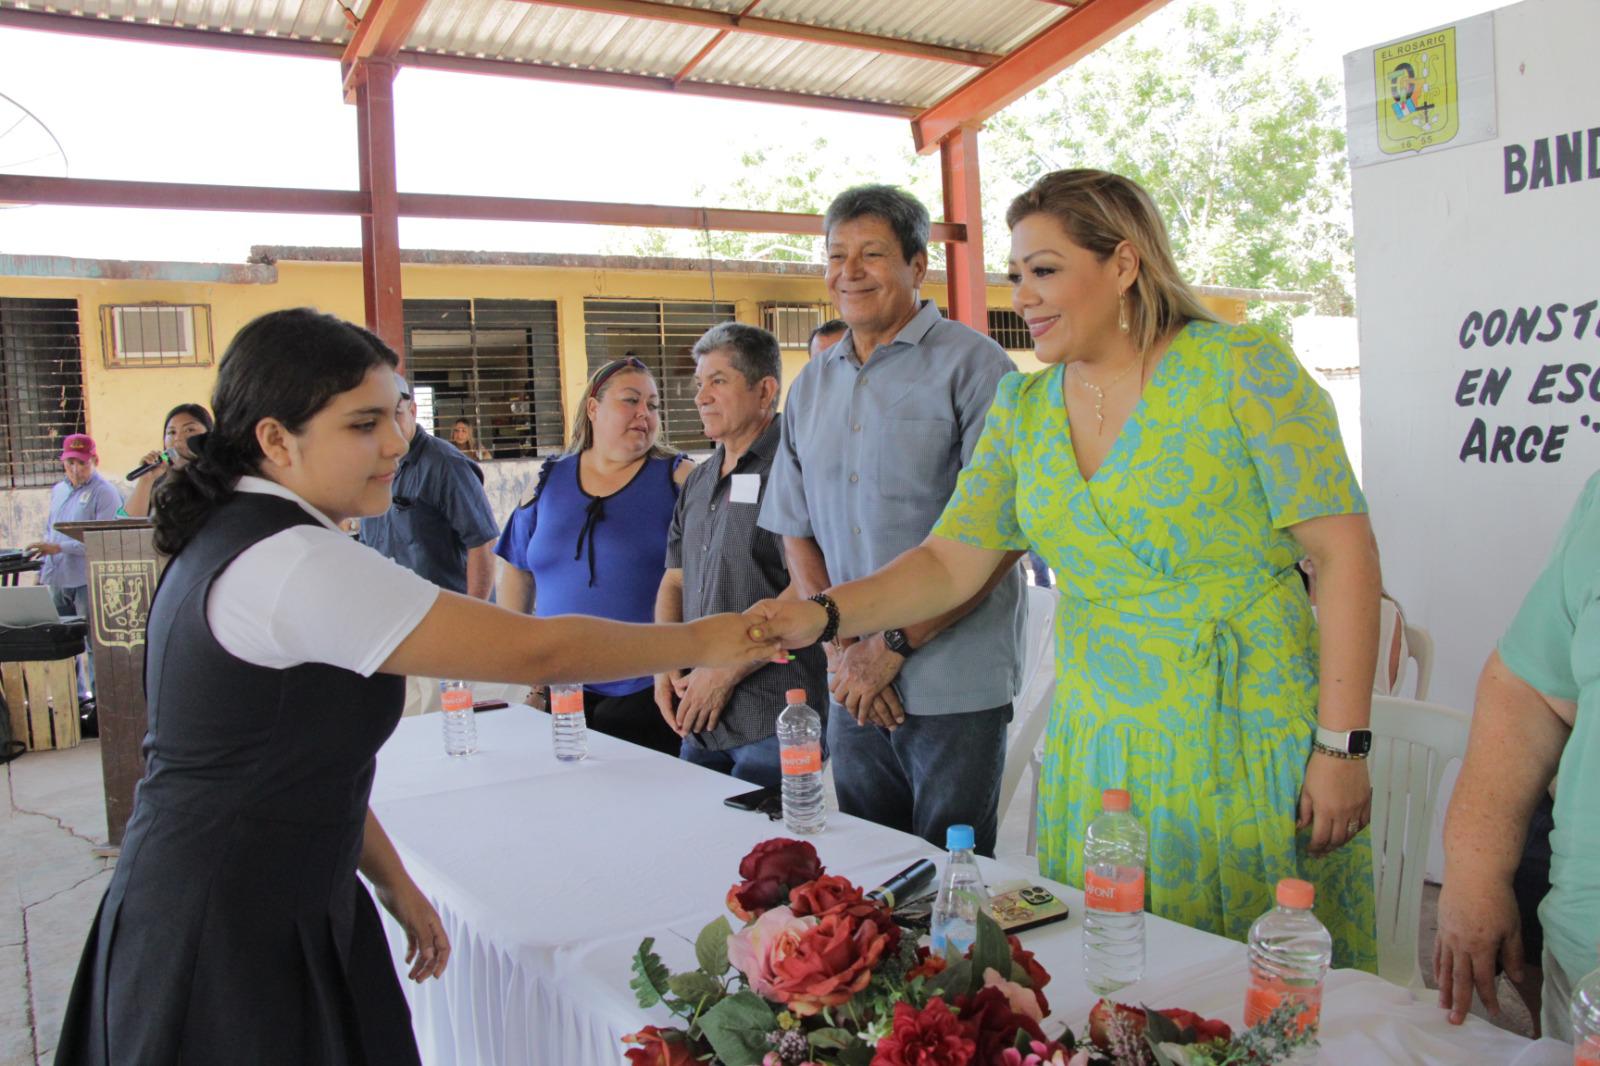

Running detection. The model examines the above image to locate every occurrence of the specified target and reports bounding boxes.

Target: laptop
[0,586,68,627]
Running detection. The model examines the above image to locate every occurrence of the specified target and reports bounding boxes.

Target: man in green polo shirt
[1436,474,1600,1040]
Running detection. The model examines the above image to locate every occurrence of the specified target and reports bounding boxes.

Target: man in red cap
[26,433,123,706]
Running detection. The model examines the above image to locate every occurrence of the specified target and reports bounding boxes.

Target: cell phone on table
[472,699,509,712]
[724,785,781,814]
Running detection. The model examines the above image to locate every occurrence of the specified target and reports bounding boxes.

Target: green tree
[986,0,1353,332]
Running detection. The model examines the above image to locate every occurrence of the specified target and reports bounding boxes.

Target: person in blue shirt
[26,433,124,701]
[496,357,693,755]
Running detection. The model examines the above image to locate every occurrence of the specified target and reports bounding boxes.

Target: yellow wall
[0,261,1246,474]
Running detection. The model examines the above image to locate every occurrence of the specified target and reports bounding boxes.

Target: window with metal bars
[760,302,837,349]
[582,299,735,451]
[99,304,214,367]
[0,298,86,490]
[987,308,1034,352]
[402,299,563,460]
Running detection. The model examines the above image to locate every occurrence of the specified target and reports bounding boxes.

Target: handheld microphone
[126,449,175,480]
[865,859,938,911]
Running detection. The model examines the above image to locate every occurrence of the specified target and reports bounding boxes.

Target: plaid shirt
[667,418,826,751]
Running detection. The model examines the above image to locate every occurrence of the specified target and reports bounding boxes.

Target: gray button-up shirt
[759,300,1024,715]
[667,418,827,751]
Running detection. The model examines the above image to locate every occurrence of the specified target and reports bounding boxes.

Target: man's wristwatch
[1312,726,1373,760]
[882,628,915,658]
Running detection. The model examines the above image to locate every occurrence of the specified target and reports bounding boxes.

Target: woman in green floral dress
[752,170,1378,969]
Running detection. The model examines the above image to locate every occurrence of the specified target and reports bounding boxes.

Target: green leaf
[699,990,779,1066]
[807,1027,856,1050]
[695,915,733,977]
[630,938,672,1009]
[668,971,726,1006]
[836,1045,876,1066]
[1142,1006,1186,1046]
[970,911,1012,986]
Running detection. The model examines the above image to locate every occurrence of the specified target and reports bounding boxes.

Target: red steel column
[939,124,986,332]
[356,60,405,363]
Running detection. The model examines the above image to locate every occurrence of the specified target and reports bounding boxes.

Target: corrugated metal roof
[2,0,1089,111]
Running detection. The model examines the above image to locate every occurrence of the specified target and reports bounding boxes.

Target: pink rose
[726,905,815,999]
[981,967,1044,1023]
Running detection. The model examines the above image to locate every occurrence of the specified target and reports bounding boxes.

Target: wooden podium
[56,519,164,847]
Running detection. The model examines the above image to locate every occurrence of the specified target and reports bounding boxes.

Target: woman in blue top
[496,357,693,754]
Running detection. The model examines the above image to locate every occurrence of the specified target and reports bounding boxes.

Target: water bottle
[1083,787,1147,995]
[1245,878,1332,1060]
[551,683,588,762]
[1574,960,1600,1065]
[776,688,825,833]
[439,680,477,757]
[930,824,990,956]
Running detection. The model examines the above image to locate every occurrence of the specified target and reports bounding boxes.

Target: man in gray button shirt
[759,184,1025,855]
[656,323,827,787]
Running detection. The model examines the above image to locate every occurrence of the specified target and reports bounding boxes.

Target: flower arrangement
[623,839,1317,1066]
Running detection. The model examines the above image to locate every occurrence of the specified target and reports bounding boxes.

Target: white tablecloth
[371,708,1566,1066]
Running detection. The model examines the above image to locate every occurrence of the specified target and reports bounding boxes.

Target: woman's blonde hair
[566,357,678,459]
[1006,169,1219,354]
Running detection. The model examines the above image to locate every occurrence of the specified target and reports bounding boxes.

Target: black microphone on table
[126,449,176,481]
[865,859,938,911]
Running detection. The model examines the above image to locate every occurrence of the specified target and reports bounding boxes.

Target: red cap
[1101,788,1131,812]
[785,688,808,704]
[60,433,97,463]
[1277,878,1315,909]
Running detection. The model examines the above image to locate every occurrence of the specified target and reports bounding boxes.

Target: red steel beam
[398,191,967,241]
[356,60,406,356]
[400,51,920,118]
[911,0,1169,152]
[0,174,967,242]
[939,126,987,332]
[671,0,761,85]
[521,0,1000,67]
[0,174,365,213]
[342,0,433,101]
[0,7,343,59]
[0,8,918,120]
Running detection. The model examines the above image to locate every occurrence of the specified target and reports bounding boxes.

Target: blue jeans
[50,584,93,699]
[679,734,784,790]
[827,700,1011,857]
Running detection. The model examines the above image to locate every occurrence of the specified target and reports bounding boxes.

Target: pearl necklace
[1068,352,1146,435]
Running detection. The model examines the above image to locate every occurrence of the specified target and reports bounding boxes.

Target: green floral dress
[933,320,1376,970]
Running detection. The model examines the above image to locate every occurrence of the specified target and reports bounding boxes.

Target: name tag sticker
[730,474,761,504]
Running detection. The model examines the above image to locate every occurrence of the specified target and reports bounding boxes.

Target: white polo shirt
[206,477,439,675]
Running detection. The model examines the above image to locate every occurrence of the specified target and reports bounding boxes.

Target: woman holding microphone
[54,308,780,1065]
[120,402,212,517]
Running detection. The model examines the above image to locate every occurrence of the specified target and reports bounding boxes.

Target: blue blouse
[495,453,681,697]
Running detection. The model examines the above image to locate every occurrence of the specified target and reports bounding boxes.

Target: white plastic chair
[1402,623,1434,701]
[998,586,1058,838]
[1367,694,1471,991]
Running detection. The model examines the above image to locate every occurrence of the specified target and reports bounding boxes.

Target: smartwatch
[1313,726,1373,758]
[882,628,916,658]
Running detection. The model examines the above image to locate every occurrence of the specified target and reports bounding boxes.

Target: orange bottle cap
[785,688,808,704]
[1277,878,1315,909]
[1102,788,1131,812]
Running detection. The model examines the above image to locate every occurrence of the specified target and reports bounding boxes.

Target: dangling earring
[1117,292,1130,334]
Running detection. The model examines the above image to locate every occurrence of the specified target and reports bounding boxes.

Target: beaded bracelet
[808,592,840,645]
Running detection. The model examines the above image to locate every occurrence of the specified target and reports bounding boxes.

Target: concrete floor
[1,740,1535,1064]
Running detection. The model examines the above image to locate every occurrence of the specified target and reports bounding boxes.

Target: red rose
[1086,1001,1233,1050]
[872,997,976,1066]
[1086,1000,1146,1050]
[1158,1007,1233,1043]
[727,839,825,921]
[956,986,1052,1066]
[767,911,893,1015]
[907,946,949,982]
[622,1025,698,1066]
[1007,935,1052,1016]
[788,875,901,956]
